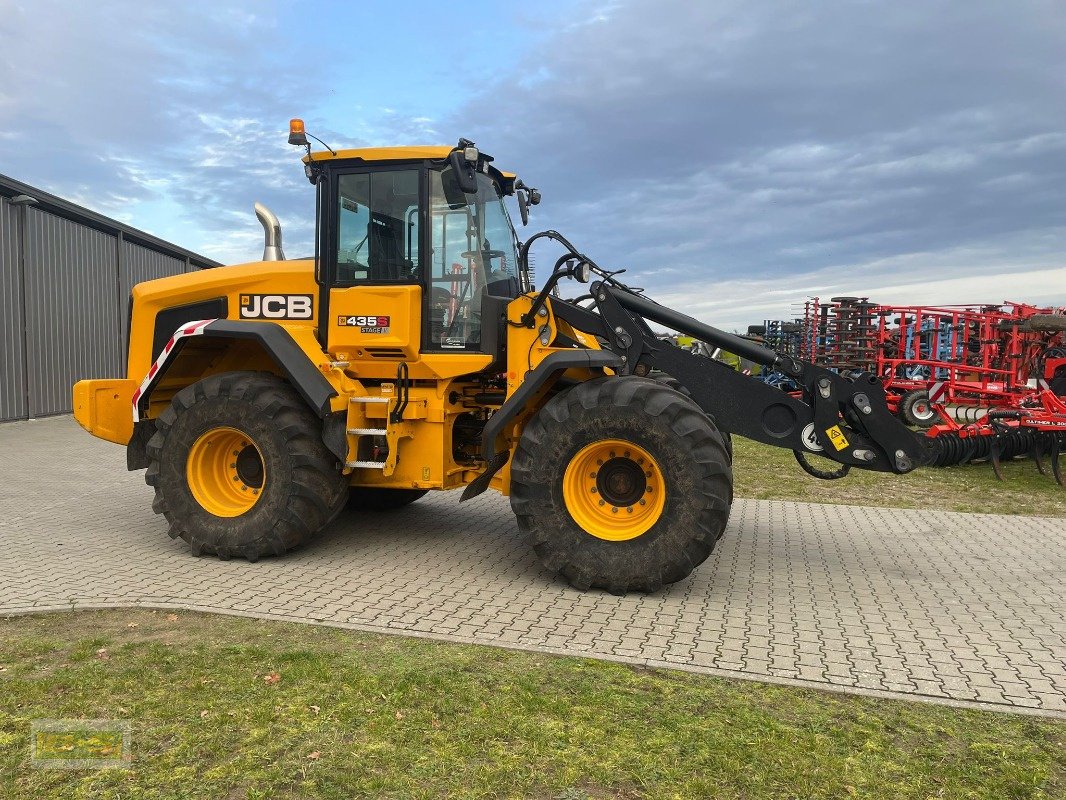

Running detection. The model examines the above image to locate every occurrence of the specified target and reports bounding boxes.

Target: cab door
[326,166,423,363]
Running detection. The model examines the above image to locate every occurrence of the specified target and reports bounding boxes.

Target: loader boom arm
[557,281,927,475]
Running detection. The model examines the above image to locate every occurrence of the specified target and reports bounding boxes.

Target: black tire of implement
[510,377,734,593]
[652,373,733,463]
[899,389,936,428]
[747,324,767,336]
[347,487,428,511]
[1050,366,1066,397]
[145,371,348,561]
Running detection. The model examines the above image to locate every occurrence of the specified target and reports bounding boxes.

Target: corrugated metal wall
[23,210,124,417]
[0,197,26,421]
[0,200,201,421]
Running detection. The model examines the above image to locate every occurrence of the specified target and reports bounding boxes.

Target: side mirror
[448,150,479,194]
[517,191,529,226]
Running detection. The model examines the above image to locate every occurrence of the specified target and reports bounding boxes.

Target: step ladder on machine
[345,363,412,477]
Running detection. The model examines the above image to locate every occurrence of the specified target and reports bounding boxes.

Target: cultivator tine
[990,439,1005,481]
[1051,434,1065,487]
[1030,440,1048,475]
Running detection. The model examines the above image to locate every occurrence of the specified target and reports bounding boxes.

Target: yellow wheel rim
[562,438,666,541]
[186,426,266,517]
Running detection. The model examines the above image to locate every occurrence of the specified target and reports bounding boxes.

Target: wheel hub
[186,427,266,517]
[235,445,264,488]
[596,457,647,507]
[562,439,666,541]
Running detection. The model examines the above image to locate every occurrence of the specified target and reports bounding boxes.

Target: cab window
[427,167,519,349]
[336,170,419,283]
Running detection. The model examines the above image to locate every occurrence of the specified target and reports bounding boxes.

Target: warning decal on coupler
[826,425,849,451]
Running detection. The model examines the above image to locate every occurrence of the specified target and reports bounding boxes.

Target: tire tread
[146,371,346,561]
[511,377,733,593]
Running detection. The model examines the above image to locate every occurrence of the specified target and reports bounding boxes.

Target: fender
[460,349,623,501]
[133,319,337,421]
[127,320,343,469]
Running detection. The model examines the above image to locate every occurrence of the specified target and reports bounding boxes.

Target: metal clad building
[0,196,26,421]
[0,174,219,422]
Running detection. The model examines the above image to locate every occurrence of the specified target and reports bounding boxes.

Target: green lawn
[733,438,1066,517]
[1,610,1063,800]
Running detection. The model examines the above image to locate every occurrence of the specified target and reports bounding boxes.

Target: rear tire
[899,389,936,428]
[510,377,733,593]
[347,487,428,511]
[146,372,347,561]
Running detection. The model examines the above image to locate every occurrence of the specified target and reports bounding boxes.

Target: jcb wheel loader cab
[510,378,733,593]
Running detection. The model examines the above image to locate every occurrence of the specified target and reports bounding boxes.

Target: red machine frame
[799,297,1066,415]
[780,296,1066,482]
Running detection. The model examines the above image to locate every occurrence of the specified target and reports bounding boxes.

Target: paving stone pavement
[2,415,1065,718]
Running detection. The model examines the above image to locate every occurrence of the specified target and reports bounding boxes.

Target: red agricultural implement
[925,390,1066,485]
[751,296,1066,483]
[795,296,1066,415]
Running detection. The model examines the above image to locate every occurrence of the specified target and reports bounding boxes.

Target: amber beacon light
[288,118,308,147]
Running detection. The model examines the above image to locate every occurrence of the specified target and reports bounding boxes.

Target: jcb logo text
[239,294,313,320]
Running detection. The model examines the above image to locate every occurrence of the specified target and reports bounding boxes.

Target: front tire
[652,373,732,463]
[510,377,733,593]
[145,372,348,561]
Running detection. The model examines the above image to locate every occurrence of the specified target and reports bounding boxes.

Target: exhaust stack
[254,202,286,261]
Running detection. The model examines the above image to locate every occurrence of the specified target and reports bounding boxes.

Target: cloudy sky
[2,0,1064,329]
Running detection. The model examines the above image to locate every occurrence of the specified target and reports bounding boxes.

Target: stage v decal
[338,314,391,334]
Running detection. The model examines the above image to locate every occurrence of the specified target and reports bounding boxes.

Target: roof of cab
[303,145,453,164]
[302,146,516,180]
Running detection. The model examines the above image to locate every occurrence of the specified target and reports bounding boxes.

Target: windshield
[427,167,520,349]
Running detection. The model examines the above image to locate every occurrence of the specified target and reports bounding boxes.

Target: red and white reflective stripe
[928,381,947,403]
[131,319,215,422]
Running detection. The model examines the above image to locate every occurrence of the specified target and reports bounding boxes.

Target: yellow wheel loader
[73,122,926,592]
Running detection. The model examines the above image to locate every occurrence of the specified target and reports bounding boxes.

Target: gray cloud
[455,0,1066,324]
[0,0,329,257]
[2,0,1064,330]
